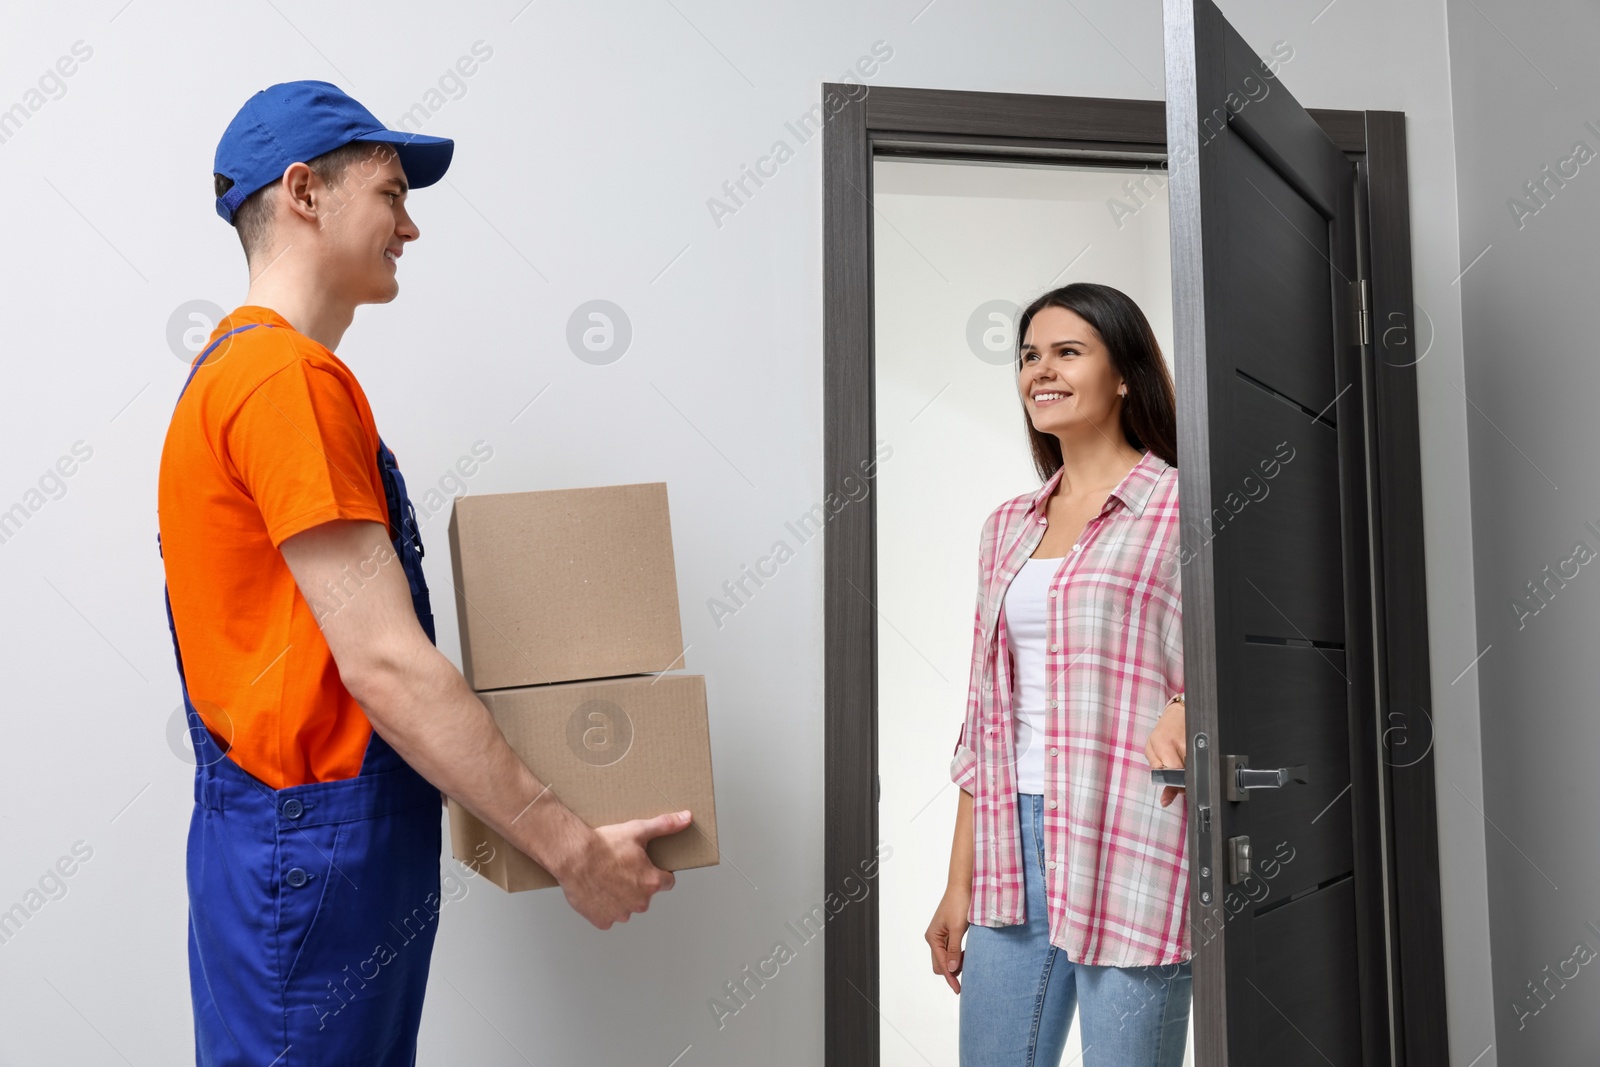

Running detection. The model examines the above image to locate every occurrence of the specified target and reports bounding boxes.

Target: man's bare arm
[278,518,686,927]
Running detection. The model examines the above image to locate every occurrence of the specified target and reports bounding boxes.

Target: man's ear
[278,162,320,224]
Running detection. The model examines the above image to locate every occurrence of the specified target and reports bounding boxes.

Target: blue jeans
[959,793,1192,1067]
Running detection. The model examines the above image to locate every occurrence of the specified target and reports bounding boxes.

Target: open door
[1164,1,1393,1064]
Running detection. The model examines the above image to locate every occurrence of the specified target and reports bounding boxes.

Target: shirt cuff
[950,744,979,793]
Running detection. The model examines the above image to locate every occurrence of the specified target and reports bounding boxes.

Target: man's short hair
[232,139,390,263]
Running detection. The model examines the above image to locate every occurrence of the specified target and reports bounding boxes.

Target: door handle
[1224,755,1309,802]
[1238,765,1309,789]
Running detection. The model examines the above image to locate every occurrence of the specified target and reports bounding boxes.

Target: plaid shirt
[949,449,1190,966]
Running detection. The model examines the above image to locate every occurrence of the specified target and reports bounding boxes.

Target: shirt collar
[220,305,293,332]
[1028,449,1170,520]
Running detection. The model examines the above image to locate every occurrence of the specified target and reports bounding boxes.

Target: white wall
[0,1,1487,1063]
[1444,0,1600,1061]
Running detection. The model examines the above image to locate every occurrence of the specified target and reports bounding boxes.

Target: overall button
[285,867,309,888]
[282,798,304,820]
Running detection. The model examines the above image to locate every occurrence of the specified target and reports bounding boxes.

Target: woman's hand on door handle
[1146,697,1187,808]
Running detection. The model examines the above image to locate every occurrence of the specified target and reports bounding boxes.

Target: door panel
[1235,643,1352,898]
[1165,0,1389,1063]
[1230,378,1343,641]
[1252,878,1364,1064]
[1226,137,1339,409]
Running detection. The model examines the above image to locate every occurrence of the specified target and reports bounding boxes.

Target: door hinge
[1353,277,1371,347]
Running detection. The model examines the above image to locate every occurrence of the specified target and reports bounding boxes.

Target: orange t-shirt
[158,305,393,790]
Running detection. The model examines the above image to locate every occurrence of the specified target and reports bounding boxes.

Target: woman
[924,283,1191,1067]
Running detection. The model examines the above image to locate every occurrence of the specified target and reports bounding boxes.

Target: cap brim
[357,130,454,189]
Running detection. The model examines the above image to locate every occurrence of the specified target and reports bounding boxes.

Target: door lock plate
[1227,834,1252,884]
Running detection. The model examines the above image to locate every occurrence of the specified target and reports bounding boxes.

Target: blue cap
[212,80,453,224]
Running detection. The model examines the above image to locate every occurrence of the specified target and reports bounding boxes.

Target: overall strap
[176,321,273,406]
[376,436,437,645]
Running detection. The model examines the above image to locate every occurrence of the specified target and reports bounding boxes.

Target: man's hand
[1145,698,1186,808]
[557,811,691,929]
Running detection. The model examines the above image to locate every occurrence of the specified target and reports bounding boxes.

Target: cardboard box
[448,674,719,892]
[447,483,686,690]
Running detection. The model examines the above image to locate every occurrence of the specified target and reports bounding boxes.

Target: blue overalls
[161,322,443,1066]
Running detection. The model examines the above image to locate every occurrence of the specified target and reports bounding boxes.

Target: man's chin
[359,279,401,305]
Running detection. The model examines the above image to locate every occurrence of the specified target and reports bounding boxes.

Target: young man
[157,80,688,1065]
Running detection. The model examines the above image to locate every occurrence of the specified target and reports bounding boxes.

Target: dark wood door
[1164,0,1391,1063]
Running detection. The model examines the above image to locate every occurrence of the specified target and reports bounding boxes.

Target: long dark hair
[1015,282,1177,481]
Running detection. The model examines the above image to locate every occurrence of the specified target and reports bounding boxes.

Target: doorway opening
[821,81,1444,1066]
[872,154,1181,1064]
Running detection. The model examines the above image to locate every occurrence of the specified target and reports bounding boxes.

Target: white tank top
[1002,555,1063,794]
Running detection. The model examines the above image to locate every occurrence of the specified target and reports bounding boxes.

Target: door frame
[821,82,1446,1066]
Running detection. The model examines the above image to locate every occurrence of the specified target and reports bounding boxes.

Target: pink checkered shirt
[949,449,1190,966]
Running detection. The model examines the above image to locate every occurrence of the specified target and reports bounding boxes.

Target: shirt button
[1047,800,1058,810]
[1049,700,1058,708]
[1049,747,1059,756]
[1047,860,1058,870]
[1048,589,1058,598]
[282,799,304,820]
[286,867,309,888]
[1049,644,1059,652]
[1071,543,1080,552]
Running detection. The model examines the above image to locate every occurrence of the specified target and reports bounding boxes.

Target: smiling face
[1017,305,1126,437]
[313,142,418,307]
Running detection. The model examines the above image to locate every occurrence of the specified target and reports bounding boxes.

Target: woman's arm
[948,786,975,891]
[930,507,1001,992]
[1146,498,1187,806]
[926,786,975,993]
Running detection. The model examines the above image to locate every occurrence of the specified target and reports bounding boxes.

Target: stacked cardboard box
[444,482,718,892]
